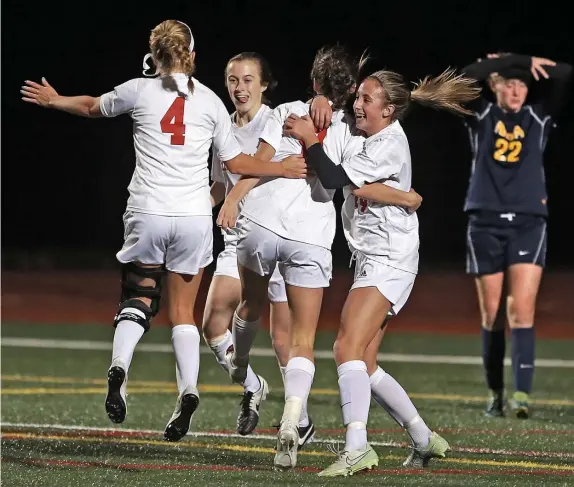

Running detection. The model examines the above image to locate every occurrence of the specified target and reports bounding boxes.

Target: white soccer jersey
[341,120,419,274]
[99,74,242,216]
[211,104,273,245]
[211,105,272,196]
[240,101,353,249]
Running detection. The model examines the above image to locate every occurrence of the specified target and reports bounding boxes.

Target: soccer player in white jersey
[202,52,309,438]
[216,46,423,469]
[20,19,306,442]
[284,69,481,476]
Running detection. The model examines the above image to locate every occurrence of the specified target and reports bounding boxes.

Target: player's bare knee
[480,303,500,330]
[506,295,535,328]
[507,305,535,329]
[202,296,237,336]
[114,263,164,332]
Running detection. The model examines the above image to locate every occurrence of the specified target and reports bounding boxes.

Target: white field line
[2,337,574,367]
[3,422,574,460]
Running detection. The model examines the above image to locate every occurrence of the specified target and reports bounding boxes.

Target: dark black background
[3,0,573,270]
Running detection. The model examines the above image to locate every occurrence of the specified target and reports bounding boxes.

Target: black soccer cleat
[105,362,127,424]
[297,416,316,449]
[164,387,200,442]
[484,390,505,418]
[237,376,269,435]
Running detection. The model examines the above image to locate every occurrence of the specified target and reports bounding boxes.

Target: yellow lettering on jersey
[493,121,525,163]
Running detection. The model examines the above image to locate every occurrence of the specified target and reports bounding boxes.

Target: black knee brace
[113,298,154,333]
[113,263,165,332]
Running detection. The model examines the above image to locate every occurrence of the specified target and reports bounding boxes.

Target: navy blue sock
[481,328,506,391]
[511,327,535,394]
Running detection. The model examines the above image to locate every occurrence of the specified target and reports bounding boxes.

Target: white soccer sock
[279,364,308,427]
[111,308,146,371]
[338,360,370,451]
[232,311,260,364]
[283,357,315,425]
[206,330,260,393]
[171,325,200,394]
[205,330,234,369]
[369,366,430,447]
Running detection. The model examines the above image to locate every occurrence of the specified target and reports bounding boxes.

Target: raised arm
[538,61,573,117]
[461,54,532,82]
[21,78,103,117]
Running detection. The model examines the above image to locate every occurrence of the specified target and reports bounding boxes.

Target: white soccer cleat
[274,420,300,469]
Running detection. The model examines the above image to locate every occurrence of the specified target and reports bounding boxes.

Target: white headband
[142,21,195,77]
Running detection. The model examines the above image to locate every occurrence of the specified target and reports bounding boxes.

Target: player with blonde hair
[285,68,480,476]
[460,53,572,419]
[217,46,424,469]
[21,20,306,442]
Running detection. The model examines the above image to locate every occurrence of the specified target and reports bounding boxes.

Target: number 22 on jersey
[494,138,522,163]
[160,97,185,145]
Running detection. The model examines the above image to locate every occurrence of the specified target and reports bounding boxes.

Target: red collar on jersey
[301,127,328,157]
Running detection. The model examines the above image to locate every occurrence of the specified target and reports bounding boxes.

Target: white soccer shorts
[214,238,287,303]
[236,216,332,289]
[350,251,416,315]
[117,210,213,275]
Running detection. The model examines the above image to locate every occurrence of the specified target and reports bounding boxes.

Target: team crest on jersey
[494,121,525,141]
[493,121,525,164]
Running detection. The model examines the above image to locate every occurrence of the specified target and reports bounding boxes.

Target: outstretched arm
[21,78,103,117]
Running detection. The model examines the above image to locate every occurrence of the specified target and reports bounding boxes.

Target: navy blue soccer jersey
[464,99,552,216]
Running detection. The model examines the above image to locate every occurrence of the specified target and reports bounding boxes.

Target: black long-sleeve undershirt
[305,143,351,189]
[462,54,573,117]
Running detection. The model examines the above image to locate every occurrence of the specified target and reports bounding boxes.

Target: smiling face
[225,59,267,117]
[353,77,392,136]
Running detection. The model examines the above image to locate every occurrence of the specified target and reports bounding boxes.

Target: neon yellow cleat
[318,443,379,477]
[403,431,451,468]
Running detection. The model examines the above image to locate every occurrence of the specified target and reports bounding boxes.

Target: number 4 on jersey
[161,97,185,145]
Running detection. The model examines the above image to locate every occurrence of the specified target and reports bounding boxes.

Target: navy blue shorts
[466,211,547,276]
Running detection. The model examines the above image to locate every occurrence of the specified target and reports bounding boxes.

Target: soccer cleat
[403,431,451,468]
[274,420,300,469]
[298,417,316,449]
[225,351,248,384]
[163,385,200,442]
[485,389,505,417]
[272,416,315,449]
[510,391,530,419]
[105,359,128,424]
[318,443,379,477]
[237,376,269,435]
